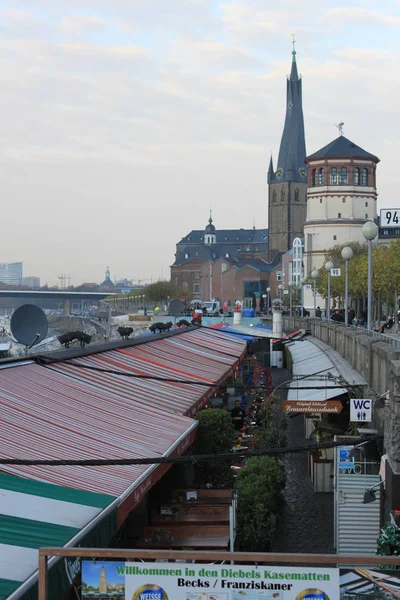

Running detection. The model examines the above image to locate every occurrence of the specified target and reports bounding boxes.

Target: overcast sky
[1,0,399,286]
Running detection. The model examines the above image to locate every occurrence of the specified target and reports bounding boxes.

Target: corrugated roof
[0,328,246,600]
[287,339,348,401]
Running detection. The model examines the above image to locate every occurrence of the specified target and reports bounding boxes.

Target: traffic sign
[331,268,341,277]
[380,208,400,228]
[350,398,372,422]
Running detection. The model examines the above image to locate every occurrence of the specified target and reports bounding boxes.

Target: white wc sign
[350,398,372,422]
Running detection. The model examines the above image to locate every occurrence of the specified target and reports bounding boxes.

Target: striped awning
[0,328,246,600]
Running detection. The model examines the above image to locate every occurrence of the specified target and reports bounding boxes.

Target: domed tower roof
[205,212,216,234]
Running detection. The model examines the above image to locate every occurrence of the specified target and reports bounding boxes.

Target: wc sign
[350,399,372,422]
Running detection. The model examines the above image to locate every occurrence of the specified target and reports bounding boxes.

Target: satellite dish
[11,304,48,348]
[169,298,185,318]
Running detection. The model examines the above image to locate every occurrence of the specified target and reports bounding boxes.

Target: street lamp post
[311,269,318,316]
[288,281,293,317]
[362,221,379,330]
[325,261,334,321]
[300,276,305,315]
[341,247,354,327]
[266,287,271,315]
[278,284,283,301]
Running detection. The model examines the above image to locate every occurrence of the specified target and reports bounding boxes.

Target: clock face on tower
[298,167,307,178]
[276,168,283,179]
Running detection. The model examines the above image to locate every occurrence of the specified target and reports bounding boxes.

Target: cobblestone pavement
[272,368,334,554]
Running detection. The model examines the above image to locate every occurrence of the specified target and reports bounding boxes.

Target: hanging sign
[281,400,343,414]
[350,398,372,422]
[81,561,340,600]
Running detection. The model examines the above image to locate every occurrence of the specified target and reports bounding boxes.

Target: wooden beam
[38,551,48,600]
[38,547,400,566]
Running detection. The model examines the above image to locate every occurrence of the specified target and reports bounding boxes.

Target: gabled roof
[231,259,276,272]
[306,135,379,163]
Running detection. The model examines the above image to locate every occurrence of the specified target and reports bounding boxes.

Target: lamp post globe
[341,247,354,261]
[362,221,379,241]
[311,269,318,280]
[266,287,271,293]
[325,261,334,272]
[362,221,378,330]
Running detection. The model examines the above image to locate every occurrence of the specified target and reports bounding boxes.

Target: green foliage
[236,456,285,551]
[192,408,235,488]
[253,394,288,451]
[376,521,400,558]
[144,280,191,303]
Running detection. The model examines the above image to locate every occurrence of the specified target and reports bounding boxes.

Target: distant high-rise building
[0,262,23,286]
[268,44,308,254]
[22,276,40,288]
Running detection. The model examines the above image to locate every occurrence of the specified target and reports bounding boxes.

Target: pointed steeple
[267,155,274,183]
[273,43,307,183]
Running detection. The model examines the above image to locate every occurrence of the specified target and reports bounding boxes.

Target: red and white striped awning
[49,328,246,417]
[0,329,246,499]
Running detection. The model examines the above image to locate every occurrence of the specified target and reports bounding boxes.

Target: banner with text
[82,560,339,600]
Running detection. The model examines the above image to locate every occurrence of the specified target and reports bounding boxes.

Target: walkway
[272,368,334,554]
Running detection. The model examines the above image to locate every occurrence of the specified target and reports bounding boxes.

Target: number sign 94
[380,208,400,227]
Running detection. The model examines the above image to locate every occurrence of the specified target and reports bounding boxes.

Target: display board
[82,561,339,600]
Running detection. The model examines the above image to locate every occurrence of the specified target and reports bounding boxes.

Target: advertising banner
[339,567,400,598]
[82,561,339,600]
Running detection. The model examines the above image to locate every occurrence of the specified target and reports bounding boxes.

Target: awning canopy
[287,339,348,401]
[0,328,246,600]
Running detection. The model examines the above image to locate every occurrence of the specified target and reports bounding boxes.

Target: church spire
[267,154,274,183]
[273,42,307,183]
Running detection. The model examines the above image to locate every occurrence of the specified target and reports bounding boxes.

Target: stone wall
[264,316,400,481]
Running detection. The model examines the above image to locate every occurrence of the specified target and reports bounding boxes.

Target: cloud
[0,0,399,284]
[60,14,108,32]
[325,6,400,26]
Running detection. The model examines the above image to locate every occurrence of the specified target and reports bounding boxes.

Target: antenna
[335,122,344,136]
[10,304,48,353]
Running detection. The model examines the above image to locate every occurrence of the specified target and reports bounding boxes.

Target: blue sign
[339,447,354,470]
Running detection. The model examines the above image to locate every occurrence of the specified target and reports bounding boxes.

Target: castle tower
[304,133,379,274]
[99,566,107,593]
[268,43,308,254]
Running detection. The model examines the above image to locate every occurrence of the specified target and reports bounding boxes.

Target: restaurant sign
[81,561,340,600]
[280,400,343,414]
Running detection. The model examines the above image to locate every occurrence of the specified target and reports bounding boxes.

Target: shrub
[236,456,285,551]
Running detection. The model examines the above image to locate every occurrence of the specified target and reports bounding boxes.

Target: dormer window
[184,253,189,259]
[225,253,230,258]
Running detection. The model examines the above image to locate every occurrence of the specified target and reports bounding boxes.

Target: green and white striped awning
[0,472,115,600]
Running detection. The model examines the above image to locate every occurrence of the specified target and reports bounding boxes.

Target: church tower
[99,567,107,593]
[268,43,308,254]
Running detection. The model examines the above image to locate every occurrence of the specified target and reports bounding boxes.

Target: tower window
[312,169,318,186]
[280,187,286,202]
[353,167,360,185]
[338,213,341,218]
[272,190,277,203]
[339,167,348,184]
[294,188,299,201]
[320,198,323,204]
[362,168,368,185]
[365,213,368,218]
[330,167,338,185]
[342,198,346,203]
[333,235,337,240]
[318,168,325,185]
[365,201,368,207]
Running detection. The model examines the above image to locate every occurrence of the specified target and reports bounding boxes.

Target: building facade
[268,47,307,254]
[22,276,40,288]
[0,262,23,286]
[304,135,379,274]
[170,215,269,299]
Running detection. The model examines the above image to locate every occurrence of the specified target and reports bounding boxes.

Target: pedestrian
[315,306,322,318]
[331,309,343,322]
[231,400,245,431]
